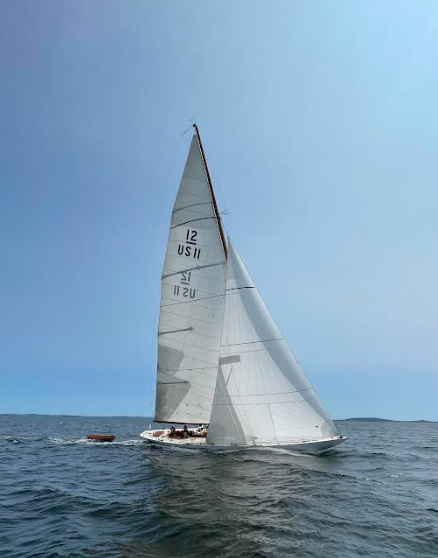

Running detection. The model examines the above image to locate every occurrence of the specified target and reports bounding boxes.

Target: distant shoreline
[0,413,436,423]
[336,417,434,423]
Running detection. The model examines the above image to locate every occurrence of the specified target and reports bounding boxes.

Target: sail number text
[173,228,201,300]
[173,270,196,299]
[177,229,201,260]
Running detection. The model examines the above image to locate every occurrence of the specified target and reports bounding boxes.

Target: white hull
[140,429,346,454]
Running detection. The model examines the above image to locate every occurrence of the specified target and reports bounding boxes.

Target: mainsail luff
[193,124,227,260]
[154,131,227,425]
[207,239,339,446]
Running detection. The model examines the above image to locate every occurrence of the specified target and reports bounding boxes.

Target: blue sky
[1,1,437,419]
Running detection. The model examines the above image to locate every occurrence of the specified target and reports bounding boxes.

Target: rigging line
[165,366,217,372]
[160,311,222,327]
[162,264,225,284]
[212,397,312,406]
[221,347,281,355]
[162,261,224,279]
[170,216,215,229]
[159,338,220,353]
[266,401,277,445]
[180,329,222,341]
[226,287,255,291]
[157,374,217,382]
[172,190,210,200]
[172,202,212,214]
[214,387,314,398]
[180,124,193,137]
[158,370,217,380]
[221,337,283,347]
[226,290,256,297]
[161,293,224,308]
[162,250,225,268]
[160,297,221,325]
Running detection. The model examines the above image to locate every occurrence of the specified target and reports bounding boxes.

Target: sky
[1,1,437,420]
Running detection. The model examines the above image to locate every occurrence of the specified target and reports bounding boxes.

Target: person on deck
[170,425,175,438]
[183,424,189,438]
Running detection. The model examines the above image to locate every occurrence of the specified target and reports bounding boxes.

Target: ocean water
[1,416,437,558]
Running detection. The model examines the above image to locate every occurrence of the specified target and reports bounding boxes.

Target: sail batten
[170,216,217,229]
[154,132,227,425]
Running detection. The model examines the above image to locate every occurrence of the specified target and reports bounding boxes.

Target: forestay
[207,239,339,446]
[155,133,227,424]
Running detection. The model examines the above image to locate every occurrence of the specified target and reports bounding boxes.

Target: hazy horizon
[2,413,436,422]
[1,1,437,420]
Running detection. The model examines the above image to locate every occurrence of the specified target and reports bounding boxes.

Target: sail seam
[160,352,219,368]
[159,324,223,342]
[160,311,223,327]
[221,337,282,347]
[170,216,215,229]
[165,366,217,372]
[175,190,210,200]
[226,287,255,291]
[162,261,225,279]
[212,397,313,406]
[159,384,215,400]
[160,293,223,308]
[159,338,221,353]
[172,202,212,214]
[214,387,314,397]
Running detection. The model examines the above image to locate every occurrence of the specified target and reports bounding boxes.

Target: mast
[193,124,228,260]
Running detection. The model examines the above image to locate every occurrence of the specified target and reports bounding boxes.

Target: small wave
[0,435,22,444]
[113,439,145,446]
[0,434,47,444]
[248,446,313,458]
[48,437,88,445]
[48,437,145,446]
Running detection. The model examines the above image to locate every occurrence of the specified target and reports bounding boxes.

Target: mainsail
[207,239,339,446]
[155,130,227,424]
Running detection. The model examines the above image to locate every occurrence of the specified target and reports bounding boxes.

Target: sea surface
[1,416,437,558]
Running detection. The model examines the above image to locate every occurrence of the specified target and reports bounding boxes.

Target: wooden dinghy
[87,434,116,442]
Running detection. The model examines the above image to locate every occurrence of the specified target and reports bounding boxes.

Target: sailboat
[140,125,346,453]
